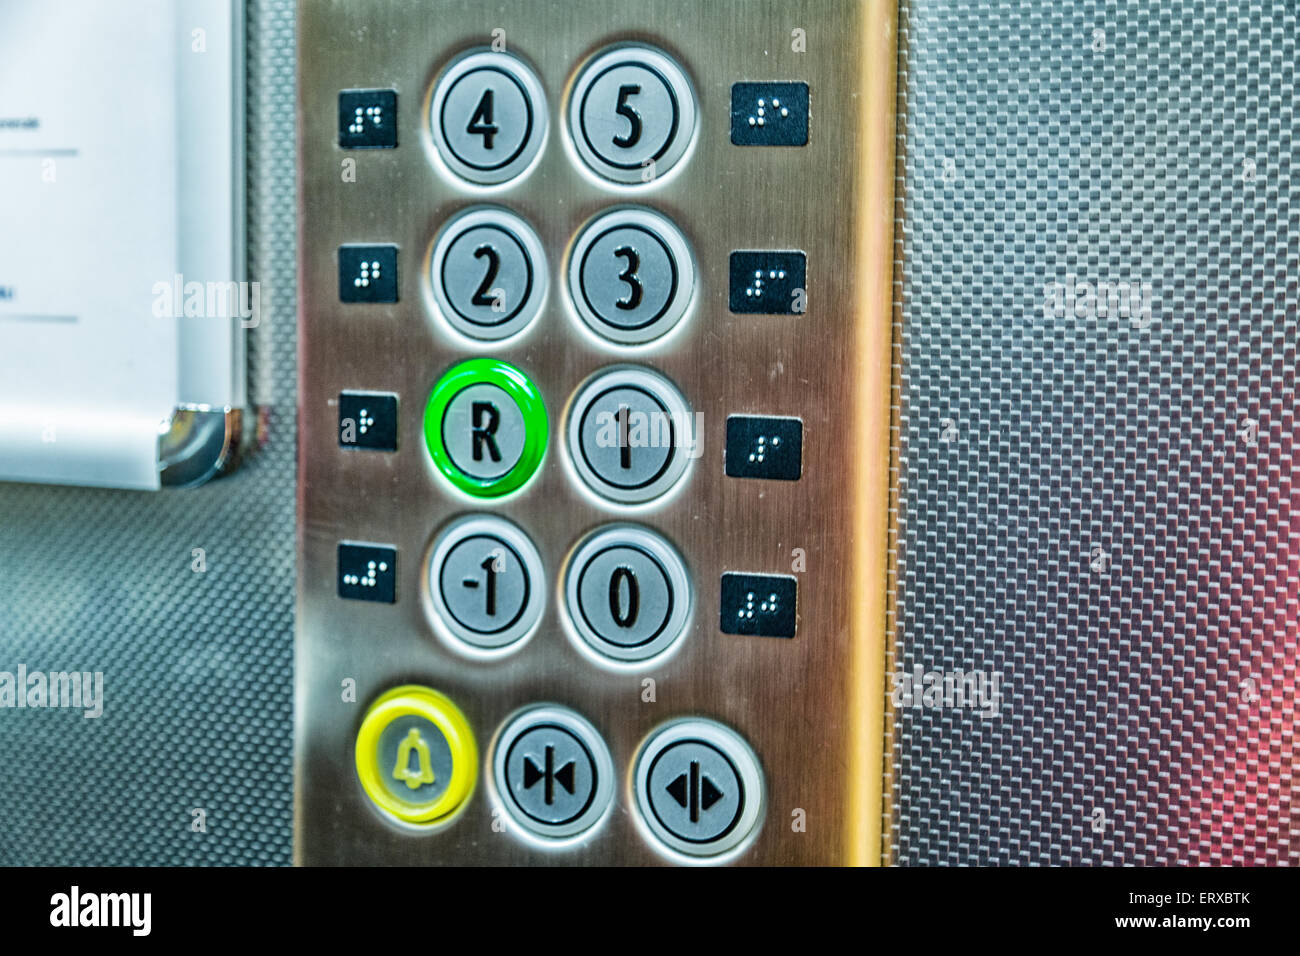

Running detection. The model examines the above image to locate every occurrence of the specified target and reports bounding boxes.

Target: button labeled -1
[426,514,545,655]
[423,358,547,498]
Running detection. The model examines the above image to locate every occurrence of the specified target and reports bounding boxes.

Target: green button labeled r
[424,358,547,498]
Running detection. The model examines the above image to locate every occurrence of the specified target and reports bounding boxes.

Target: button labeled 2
[430,207,547,342]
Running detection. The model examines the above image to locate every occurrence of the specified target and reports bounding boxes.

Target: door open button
[633,718,765,860]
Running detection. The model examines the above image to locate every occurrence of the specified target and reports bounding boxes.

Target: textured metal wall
[0,0,297,865]
[888,0,1297,864]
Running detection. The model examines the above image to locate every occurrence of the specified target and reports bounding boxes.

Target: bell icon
[392,727,435,790]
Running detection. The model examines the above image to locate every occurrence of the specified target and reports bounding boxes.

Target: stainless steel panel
[296,0,893,864]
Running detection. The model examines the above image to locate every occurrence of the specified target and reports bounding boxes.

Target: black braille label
[730,82,809,146]
[338,391,398,452]
[729,251,806,314]
[725,415,802,480]
[338,543,397,604]
[720,573,797,638]
[339,244,398,303]
[338,89,397,149]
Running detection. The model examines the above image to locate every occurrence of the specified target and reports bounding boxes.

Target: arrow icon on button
[523,745,575,805]
[665,760,724,823]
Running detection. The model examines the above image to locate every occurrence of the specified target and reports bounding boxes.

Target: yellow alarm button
[355,685,477,827]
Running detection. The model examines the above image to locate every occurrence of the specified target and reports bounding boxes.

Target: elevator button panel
[299,0,890,866]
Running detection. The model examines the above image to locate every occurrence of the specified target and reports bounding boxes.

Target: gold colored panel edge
[848,0,898,867]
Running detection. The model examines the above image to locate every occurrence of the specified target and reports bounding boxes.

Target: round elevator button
[566,366,694,505]
[430,50,547,185]
[424,358,547,498]
[568,45,697,184]
[355,685,477,827]
[564,525,691,664]
[491,705,614,842]
[429,207,547,342]
[426,514,545,654]
[633,718,765,860]
[567,208,695,345]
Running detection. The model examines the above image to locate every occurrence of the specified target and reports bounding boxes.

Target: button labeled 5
[568,44,697,184]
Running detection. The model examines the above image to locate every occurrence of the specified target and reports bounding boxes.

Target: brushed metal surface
[297,0,890,864]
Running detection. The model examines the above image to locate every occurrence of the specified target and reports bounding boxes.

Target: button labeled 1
[566,366,695,505]
[424,358,547,498]
[492,705,614,843]
[430,207,547,342]
[568,208,695,345]
[633,718,765,860]
[564,524,691,665]
[568,44,697,184]
[426,515,545,655]
[430,50,547,185]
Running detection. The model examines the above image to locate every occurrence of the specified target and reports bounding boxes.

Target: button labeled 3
[566,366,694,505]
[633,718,764,860]
[355,685,477,827]
[568,44,696,184]
[430,50,547,185]
[565,524,691,664]
[430,207,548,342]
[492,705,614,842]
[424,358,547,498]
[568,208,695,345]
[426,515,545,654]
